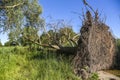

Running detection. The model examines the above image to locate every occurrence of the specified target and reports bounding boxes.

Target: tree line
[0,0,79,50]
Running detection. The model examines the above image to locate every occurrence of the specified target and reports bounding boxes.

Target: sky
[0,0,120,45]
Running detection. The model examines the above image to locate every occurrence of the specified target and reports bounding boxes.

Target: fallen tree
[72,0,117,79]
[72,10,116,80]
[22,31,78,55]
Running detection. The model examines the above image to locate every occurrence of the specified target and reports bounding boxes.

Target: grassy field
[0,47,80,80]
[1,46,119,80]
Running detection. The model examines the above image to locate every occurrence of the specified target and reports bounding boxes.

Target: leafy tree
[40,26,79,47]
[0,0,43,30]
[40,30,57,45]
[58,27,79,46]
[0,0,44,47]
[45,20,79,47]
[21,26,39,47]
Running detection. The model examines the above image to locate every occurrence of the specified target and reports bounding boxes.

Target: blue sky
[39,0,120,36]
[0,0,120,44]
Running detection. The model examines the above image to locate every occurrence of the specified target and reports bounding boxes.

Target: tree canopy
[0,0,43,32]
[0,0,79,49]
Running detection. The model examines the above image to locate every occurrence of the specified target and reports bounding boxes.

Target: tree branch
[0,3,24,9]
[83,0,95,13]
[22,34,60,49]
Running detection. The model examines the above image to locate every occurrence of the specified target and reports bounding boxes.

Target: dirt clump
[73,11,116,79]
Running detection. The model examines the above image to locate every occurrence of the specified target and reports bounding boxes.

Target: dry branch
[22,33,78,55]
[22,34,60,49]
[83,0,95,13]
[0,3,24,9]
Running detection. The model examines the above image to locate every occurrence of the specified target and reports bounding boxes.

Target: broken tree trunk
[73,11,116,79]
[23,34,77,55]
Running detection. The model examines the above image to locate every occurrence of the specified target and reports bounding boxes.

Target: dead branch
[69,39,78,46]
[22,34,60,49]
[0,3,24,9]
[83,0,95,14]
[72,34,80,40]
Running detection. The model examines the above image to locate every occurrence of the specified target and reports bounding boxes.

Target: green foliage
[4,41,10,46]
[116,39,120,50]
[4,41,19,46]
[115,39,120,70]
[40,26,79,47]
[21,26,39,46]
[88,73,99,80]
[0,0,43,30]
[0,41,2,46]
[59,27,78,46]
[0,0,44,46]
[0,47,80,80]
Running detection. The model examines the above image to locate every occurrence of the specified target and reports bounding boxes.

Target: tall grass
[0,47,80,80]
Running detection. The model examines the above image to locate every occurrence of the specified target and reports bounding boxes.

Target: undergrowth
[0,46,80,80]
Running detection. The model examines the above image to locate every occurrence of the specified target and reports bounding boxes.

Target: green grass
[0,46,80,80]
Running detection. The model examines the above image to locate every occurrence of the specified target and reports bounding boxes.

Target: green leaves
[0,0,44,46]
[0,0,43,31]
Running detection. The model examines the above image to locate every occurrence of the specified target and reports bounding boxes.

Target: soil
[98,71,120,80]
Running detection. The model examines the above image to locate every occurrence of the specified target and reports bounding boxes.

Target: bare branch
[69,39,78,46]
[0,3,24,9]
[22,34,61,49]
[83,0,95,14]
[72,34,80,40]
[83,0,88,5]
